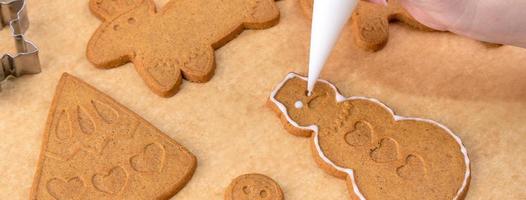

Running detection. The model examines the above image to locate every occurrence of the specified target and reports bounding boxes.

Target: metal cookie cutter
[0,0,40,81]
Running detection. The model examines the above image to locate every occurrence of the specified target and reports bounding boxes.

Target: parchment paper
[0,0,525,199]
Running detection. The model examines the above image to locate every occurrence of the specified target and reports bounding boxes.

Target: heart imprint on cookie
[92,166,128,194]
[370,138,400,163]
[344,121,373,147]
[130,143,166,172]
[397,154,426,180]
[46,177,85,200]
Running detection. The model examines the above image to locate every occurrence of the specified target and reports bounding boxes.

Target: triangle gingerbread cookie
[87,0,280,97]
[30,73,197,199]
[268,73,470,200]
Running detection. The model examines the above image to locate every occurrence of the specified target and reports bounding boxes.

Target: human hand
[369,0,526,47]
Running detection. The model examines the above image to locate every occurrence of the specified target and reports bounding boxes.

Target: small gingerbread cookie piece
[225,173,284,200]
[30,73,197,200]
[299,0,433,51]
[87,0,280,97]
[268,72,470,200]
[351,0,434,51]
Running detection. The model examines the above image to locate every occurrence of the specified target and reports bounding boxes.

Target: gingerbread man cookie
[300,0,501,50]
[225,173,284,200]
[87,0,280,97]
[30,73,197,199]
[300,0,432,51]
[268,73,470,200]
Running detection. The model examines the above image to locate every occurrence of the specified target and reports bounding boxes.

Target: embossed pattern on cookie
[87,0,280,97]
[268,72,470,200]
[46,177,85,200]
[30,73,197,200]
[92,166,128,195]
[225,173,284,200]
[130,143,166,173]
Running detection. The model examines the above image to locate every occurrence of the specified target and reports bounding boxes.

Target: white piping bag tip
[307,0,357,95]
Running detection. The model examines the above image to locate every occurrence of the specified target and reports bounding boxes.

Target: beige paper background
[1,0,525,199]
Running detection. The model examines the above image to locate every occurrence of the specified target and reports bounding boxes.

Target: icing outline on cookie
[269,72,470,200]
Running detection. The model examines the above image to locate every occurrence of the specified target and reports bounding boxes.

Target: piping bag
[307,0,358,95]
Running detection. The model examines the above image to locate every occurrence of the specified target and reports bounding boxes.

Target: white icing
[294,101,304,109]
[269,72,470,200]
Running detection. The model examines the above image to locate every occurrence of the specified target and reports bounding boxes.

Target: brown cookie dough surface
[225,173,284,200]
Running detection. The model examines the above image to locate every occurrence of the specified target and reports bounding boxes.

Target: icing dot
[294,101,303,109]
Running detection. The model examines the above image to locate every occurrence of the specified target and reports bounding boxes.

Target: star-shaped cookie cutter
[0,0,40,81]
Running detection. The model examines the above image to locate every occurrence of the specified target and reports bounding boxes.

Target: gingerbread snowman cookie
[268,73,470,200]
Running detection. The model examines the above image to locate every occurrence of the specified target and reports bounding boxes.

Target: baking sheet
[1,0,525,199]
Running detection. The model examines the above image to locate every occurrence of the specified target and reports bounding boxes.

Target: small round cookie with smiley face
[225,173,284,200]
